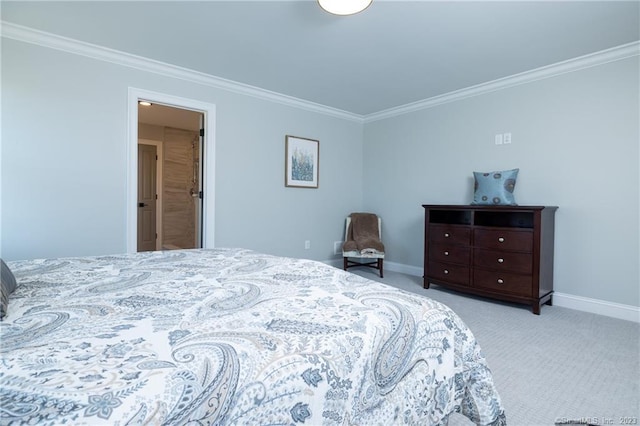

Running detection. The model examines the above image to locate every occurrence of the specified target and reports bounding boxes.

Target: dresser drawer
[474,229,533,252]
[429,243,470,265]
[473,269,532,297]
[428,261,470,285]
[429,224,471,245]
[473,249,532,274]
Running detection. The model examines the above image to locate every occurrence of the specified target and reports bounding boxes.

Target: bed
[0,248,505,425]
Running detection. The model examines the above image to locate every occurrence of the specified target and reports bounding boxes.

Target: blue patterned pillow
[471,169,519,205]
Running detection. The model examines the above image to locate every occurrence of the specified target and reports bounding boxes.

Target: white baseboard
[552,292,640,323]
[323,258,423,276]
[324,258,640,323]
[386,262,639,323]
[323,258,342,269]
[384,260,424,277]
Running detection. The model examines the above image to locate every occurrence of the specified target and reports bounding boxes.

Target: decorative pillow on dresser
[471,168,519,205]
[1,259,18,319]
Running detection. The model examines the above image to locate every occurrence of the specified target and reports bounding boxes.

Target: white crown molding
[365,40,640,123]
[0,21,364,123]
[2,21,638,125]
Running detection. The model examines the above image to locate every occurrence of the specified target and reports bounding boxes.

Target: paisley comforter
[0,248,505,425]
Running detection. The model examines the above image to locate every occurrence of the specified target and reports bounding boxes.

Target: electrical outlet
[305,240,311,250]
[503,133,512,144]
[494,134,503,145]
[334,241,344,255]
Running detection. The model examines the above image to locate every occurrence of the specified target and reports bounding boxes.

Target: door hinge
[155,194,158,200]
[156,155,158,160]
[199,128,205,137]
[155,233,157,239]
[199,191,203,199]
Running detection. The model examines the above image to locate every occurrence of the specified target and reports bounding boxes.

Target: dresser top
[422,205,558,211]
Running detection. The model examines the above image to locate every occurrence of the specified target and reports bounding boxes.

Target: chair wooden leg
[378,259,383,278]
[343,257,348,271]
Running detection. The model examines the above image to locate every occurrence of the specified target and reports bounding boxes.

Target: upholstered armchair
[342,213,384,277]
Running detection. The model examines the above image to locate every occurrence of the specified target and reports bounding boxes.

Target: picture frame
[285,135,319,188]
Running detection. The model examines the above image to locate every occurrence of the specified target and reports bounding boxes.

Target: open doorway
[138,103,203,251]
[127,88,216,254]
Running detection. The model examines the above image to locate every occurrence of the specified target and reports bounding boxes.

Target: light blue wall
[363,57,639,307]
[2,37,638,308]
[1,39,363,261]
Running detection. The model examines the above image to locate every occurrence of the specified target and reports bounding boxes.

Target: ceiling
[138,103,203,131]
[2,1,639,116]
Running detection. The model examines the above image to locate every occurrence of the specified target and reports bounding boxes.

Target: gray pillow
[1,259,17,319]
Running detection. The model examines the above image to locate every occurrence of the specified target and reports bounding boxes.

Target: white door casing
[127,87,216,253]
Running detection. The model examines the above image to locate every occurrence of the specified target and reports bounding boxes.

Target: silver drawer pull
[444,251,449,256]
[498,237,505,243]
[443,269,449,274]
[444,233,450,238]
[497,278,504,284]
[497,258,504,263]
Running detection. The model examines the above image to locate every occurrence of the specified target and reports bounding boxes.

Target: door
[137,144,157,251]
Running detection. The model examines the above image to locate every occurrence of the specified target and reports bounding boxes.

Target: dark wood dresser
[423,205,558,314]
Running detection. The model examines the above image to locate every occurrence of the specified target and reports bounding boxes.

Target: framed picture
[285,135,319,188]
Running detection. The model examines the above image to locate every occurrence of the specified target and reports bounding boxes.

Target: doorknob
[138,202,147,207]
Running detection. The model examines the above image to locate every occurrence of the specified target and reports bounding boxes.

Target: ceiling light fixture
[318,0,372,16]
[138,101,152,106]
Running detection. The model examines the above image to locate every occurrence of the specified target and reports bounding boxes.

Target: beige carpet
[350,269,640,425]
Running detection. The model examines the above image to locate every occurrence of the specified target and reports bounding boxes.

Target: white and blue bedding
[1,248,505,425]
